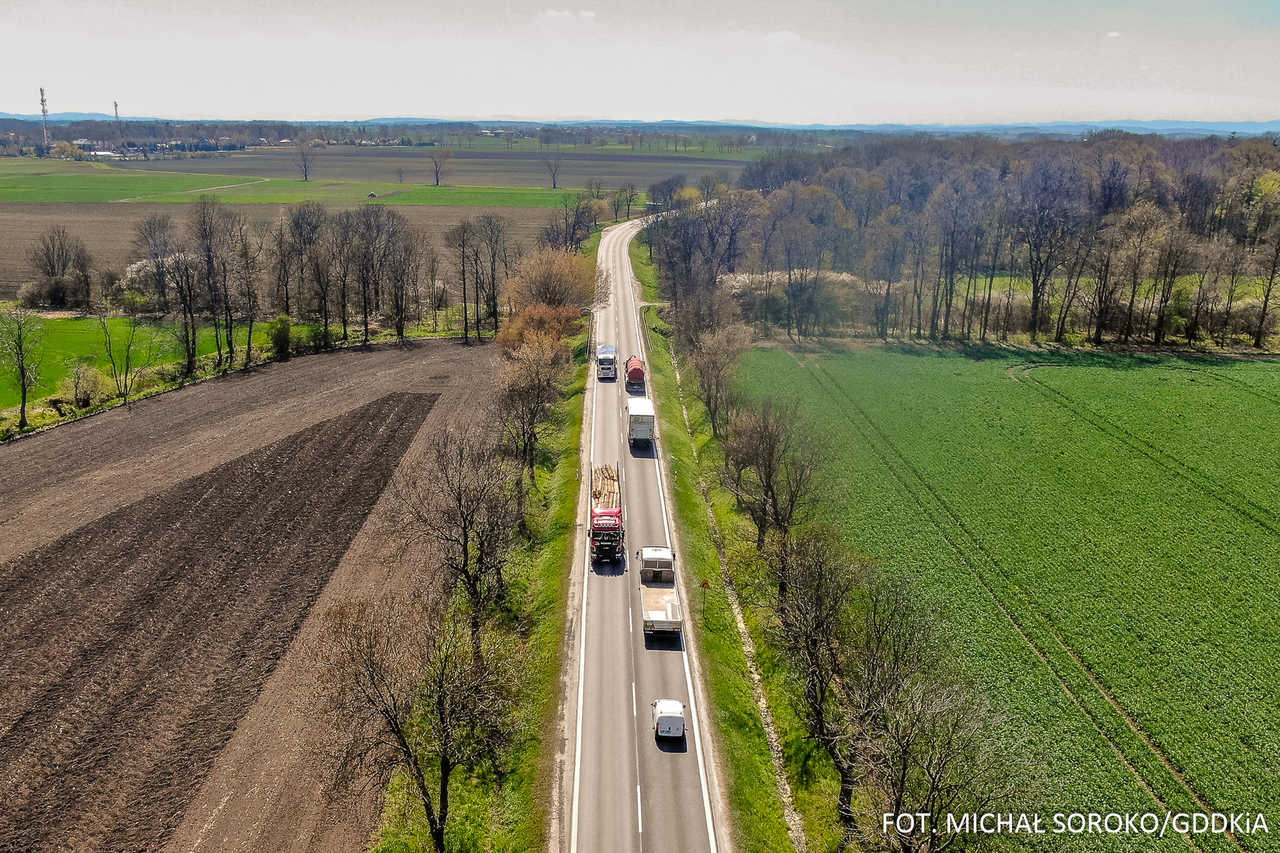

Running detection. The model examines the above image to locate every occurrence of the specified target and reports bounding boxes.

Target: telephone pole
[39,87,49,148]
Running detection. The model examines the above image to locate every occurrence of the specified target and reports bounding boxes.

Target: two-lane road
[567,219,724,853]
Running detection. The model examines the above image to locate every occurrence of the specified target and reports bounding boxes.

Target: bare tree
[386,233,420,340]
[166,251,201,378]
[619,183,639,219]
[428,147,453,186]
[445,219,475,344]
[0,306,44,429]
[27,225,86,307]
[722,397,824,552]
[541,152,564,189]
[391,425,518,646]
[691,323,751,438]
[293,135,316,181]
[476,215,516,336]
[769,534,1024,852]
[1254,222,1280,348]
[498,332,569,520]
[505,247,594,310]
[306,587,519,853]
[230,220,263,367]
[132,214,176,312]
[96,303,155,404]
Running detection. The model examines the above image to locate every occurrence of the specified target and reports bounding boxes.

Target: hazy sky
[4,0,1278,124]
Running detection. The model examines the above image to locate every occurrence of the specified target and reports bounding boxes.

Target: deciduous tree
[0,306,43,429]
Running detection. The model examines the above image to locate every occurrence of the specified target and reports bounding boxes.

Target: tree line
[647,132,1280,349]
[303,255,592,852]
[4,189,614,436]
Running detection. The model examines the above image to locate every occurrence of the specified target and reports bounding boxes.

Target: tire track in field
[1014,364,1280,536]
[1202,368,1280,408]
[806,361,1241,853]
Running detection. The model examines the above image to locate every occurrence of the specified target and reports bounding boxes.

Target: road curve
[565,218,726,853]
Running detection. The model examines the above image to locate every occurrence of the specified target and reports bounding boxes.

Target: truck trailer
[589,464,623,562]
[624,355,645,390]
[627,397,655,446]
[637,546,682,634]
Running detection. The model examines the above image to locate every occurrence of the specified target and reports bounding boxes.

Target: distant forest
[647,131,1280,348]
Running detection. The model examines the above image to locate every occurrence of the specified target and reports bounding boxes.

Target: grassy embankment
[659,335,1280,852]
[631,244,795,850]
[374,334,587,853]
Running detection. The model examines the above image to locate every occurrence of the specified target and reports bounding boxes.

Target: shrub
[495,303,582,355]
[59,361,112,409]
[304,324,332,353]
[16,282,42,308]
[265,314,292,360]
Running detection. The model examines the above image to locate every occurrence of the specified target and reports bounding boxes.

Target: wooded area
[648,132,1280,349]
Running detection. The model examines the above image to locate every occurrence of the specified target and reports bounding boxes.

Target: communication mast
[39,87,49,148]
[114,100,122,149]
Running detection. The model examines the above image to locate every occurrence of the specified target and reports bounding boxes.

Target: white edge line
[624,220,718,853]
[569,304,602,853]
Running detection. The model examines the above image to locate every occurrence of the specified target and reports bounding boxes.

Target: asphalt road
[569,219,722,853]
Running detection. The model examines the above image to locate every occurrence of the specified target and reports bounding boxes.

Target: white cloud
[1107,30,1122,38]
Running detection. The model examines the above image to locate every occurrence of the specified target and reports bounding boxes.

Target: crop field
[0,201,548,298]
[113,144,746,187]
[0,158,247,203]
[0,339,496,850]
[736,345,1280,852]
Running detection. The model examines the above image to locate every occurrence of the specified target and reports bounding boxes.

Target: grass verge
[642,305,796,852]
[372,335,587,852]
[630,231,660,303]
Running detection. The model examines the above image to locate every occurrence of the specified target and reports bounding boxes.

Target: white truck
[651,698,686,740]
[596,344,617,380]
[627,397,655,446]
[637,545,682,634]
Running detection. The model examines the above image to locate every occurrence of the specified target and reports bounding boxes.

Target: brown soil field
[0,338,496,851]
[0,202,547,298]
[114,145,745,188]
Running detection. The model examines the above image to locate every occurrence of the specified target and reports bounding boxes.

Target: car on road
[651,698,686,740]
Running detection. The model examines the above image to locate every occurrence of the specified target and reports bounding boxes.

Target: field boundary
[807,358,1242,853]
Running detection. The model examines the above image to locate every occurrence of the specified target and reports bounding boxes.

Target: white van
[651,698,686,739]
[596,344,617,380]
[627,397,655,445]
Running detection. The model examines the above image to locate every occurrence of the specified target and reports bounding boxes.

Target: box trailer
[627,397,655,445]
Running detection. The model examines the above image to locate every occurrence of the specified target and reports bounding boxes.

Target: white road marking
[569,336,601,853]
[637,784,644,834]
[632,681,637,716]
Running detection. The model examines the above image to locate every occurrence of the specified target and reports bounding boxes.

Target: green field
[0,158,242,203]
[139,180,579,207]
[0,159,580,207]
[0,315,270,409]
[727,345,1280,851]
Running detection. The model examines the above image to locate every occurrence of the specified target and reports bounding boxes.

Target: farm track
[1015,364,1280,534]
[806,360,1242,853]
[0,392,434,852]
